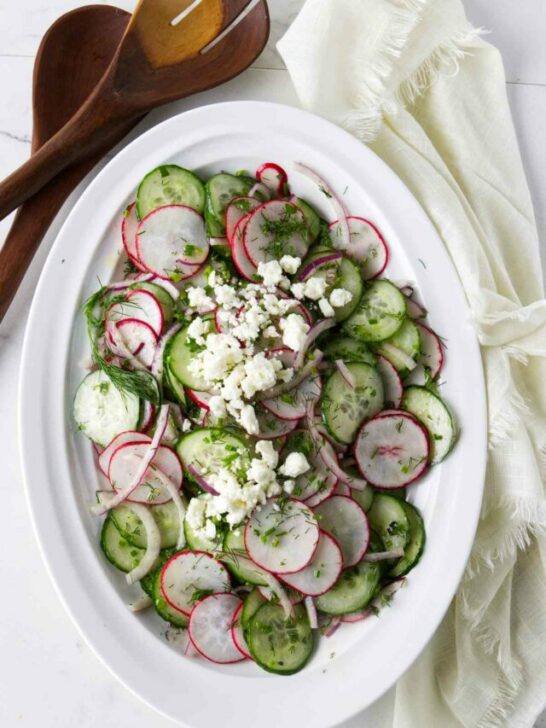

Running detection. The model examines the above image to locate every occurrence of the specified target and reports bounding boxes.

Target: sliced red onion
[295,320,336,368]
[187,464,219,496]
[151,323,182,380]
[257,350,323,401]
[248,182,271,201]
[297,252,343,282]
[378,343,417,372]
[322,616,341,637]
[293,162,350,249]
[107,272,155,292]
[370,578,407,613]
[125,503,162,584]
[364,548,404,562]
[335,359,355,388]
[262,571,293,619]
[148,277,180,302]
[304,597,318,629]
[92,404,170,515]
[210,236,229,247]
[127,594,153,612]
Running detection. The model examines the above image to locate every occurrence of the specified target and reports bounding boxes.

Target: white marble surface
[0,1,544,727]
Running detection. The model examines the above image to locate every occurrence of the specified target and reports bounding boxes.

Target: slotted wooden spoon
[0,0,269,321]
[0,5,133,322]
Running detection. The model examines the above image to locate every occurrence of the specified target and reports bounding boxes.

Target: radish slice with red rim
[341,610,370,623]
[225,196,260,243]
[107,288,164,338]
[122,202,145,270]
[115,319,158,368]
[329,216,388,280]
[261,371,322,421]
[256,162,288,196]
[416,322,444,379]
[354,411,430,488]
[334,482,351,496]
[245,498,319,574]
[313,495,370,567]
[186,389,213,410]
[254,406,299,439]
[376,355,403,408]
[189,593,245,664]
[160,551,231,616]
[98,431,150,476]
[231,216,259,282]
[304,474,337,508]
[136,204,209,279]
[231,602,252,660]
[280,531,343,596]
[139,401,156,432]
[108,443,178,505]
[243,200,309,266]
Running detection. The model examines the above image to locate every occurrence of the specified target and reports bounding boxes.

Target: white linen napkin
[278,1,546,726]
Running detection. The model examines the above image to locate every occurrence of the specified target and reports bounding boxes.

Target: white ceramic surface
[19,101,486,728]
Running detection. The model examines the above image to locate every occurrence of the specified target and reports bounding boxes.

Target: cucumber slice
[242,588,267,629]
[402,385,457,464]
[367,494,409,553]
[164,359,187,407]
[390,501,426,577]
[247,603,313,675]
[136,165,205,219]
[111,501,182,550]
[323,335,376,366]
[333,258,362,321]
[343,279,406,342]
[184,516,222,552]
[204,173,254,237]
[293,197,321,241]
[176,428,250,479]
[315,561,381,615]
[133,281,175,325]
[100,516,144,573]
[379,319,420,376]
[165,324,212,390]
[73,370,140,447]
[351,484,374,512]
[222,529,270,586]
[321,362,384,444]
[140,548,175,598]
[151,567,189,627]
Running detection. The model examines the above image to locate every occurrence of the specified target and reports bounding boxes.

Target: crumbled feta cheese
[186,496,208,531]
[257,260,284,287]
[283,479,295,494]
[280,452,311,477]
[318,297,335,318]
[208,270,217,287]
[214,284,240,309]
[263,325,279,339]
[187,286,214,311]
[256,440,279,468]
[277,367,294,383]
[208,395,226,419]
[279,313,310,352]
[303,276,328,301]
[330,288,353,308]
[290,282,305,300]
[280,255,301,274]
[240,353,280,398]
[187,317,206,345]
[182,419,192,432]
[239,404,259,435]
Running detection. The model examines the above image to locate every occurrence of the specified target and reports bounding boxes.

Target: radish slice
[189,593,244,664]
[136,205,209,279]
[281,531,343,596]
[108,443,177,505]
[262,371,322,420]
[115,319,158,368]
[416,322,444,379]
[313,496,370,567]
[231,216,259,282]
[107,288,164,337]
[108,440,182,489]
[256,162,288,196]
[231,602,252,659]
[243,201,309,266]
[294,162,349,247]
[334,482,351,496]
[341,610,370,623]
[329,216,388,279]
[245,499,319,574]
[91,404,170,515]
[186,389,213,410]
[122,202,145,270]
[290,450,337,503]
[304,475,337,508]
[139,401,155,432]
[98,431,150,476]
[161,551,231,616]
[354,411,430,488]
[376,355,403,408]
[254,407,299,440]
[125,503,161,584]
[225,196,260,243]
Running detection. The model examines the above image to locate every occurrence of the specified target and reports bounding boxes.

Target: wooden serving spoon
[0,0,269,220]
[0,5,134,323]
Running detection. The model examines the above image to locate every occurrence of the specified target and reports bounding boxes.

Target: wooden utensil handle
[0,86,137,221]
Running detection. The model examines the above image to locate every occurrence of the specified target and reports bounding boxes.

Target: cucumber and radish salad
[74,160,457,674]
